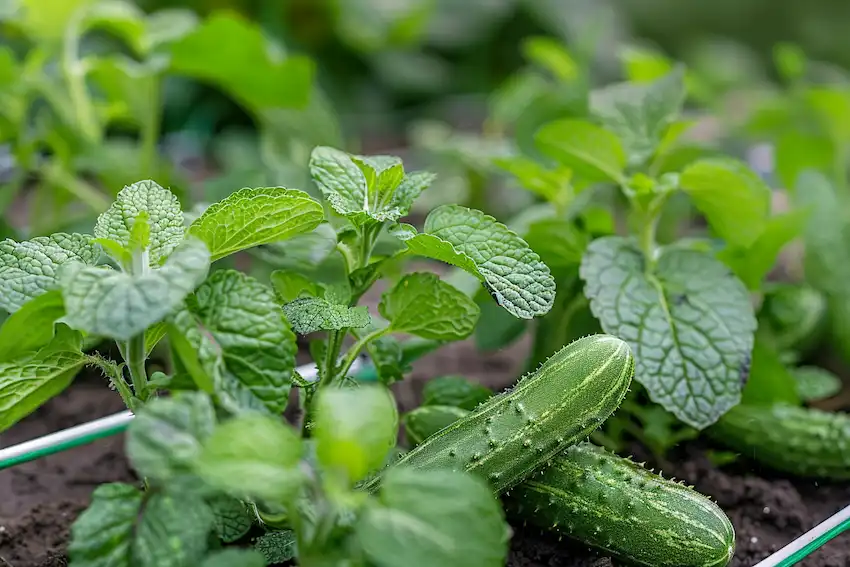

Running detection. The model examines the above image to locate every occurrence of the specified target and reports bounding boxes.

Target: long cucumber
[708,403,850,480]
[365,334,634,493]
[405,406,735,567]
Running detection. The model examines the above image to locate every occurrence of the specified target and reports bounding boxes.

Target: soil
[1,338,849,567]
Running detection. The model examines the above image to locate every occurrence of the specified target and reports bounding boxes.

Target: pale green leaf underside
[681,158,771,248]
[94,180,185,264]
[580,236,756,429]
[254,530,297,564]
[357,468,508,567]
[0,233,98,313]
[379,272,479,341]
[69,484,213,567]
[176,270,297,414]
[283,297,371,335]
[394,205,555,319]
[61,239,210,341]
[187,187,324,261]
[0,348,87,432]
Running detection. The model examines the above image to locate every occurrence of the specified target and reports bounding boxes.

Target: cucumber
[367,334,634,493]
[507,443,734,567]
[406,406,735,567]
[708,403,850,480]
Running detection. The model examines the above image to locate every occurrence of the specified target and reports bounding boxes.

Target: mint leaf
[0,233,98,313]
[133,492,213,567]
[680,158,772,248]
[775,131,835,190]
[379,273,479,341]
[208,495,253,543]
[314,385,399,484]
[393,205,555,319]
[494,156,572,208]
[255,530,297,564]
[580,236,756,428]
[524,218,588,270]
[68,484,213,567]
[758,284,827,357]
[792,366,842,402]
[364,333,408,385]
[195,413,304,503]
[357,468,509,567]
[309,146,434,225]
[717,209,809,290]
[590,67,686,166]
[62,238,210,341]
[535,119,626,183]
[282,297,371,335]
[0,289,65,361]
[187,187,324,261]
[270,271,320,302]
[94,180,185,264]
[0,335,87,432]
[68,483,142,567]
[202,549,266,567]
[125,393,215,487]
[421,375,493,411]
[170,270,297,414]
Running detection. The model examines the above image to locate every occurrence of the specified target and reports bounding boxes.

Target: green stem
[336,327,390,380]
[126,335,149,401]
[62,7,100,143]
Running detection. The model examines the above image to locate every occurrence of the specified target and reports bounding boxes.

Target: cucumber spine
[366,334,634,493]
[708,403,850,480]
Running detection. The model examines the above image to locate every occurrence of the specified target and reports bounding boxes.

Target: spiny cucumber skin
[366,334,634,493]
[506,443,735,567]
[709,404,850,480]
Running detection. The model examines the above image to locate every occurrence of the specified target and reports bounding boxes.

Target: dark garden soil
[1,337,849,567]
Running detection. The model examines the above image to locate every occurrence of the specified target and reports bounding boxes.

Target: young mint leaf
[0,233,99,313]
[125,393,216,487]
[187,187,324,261]
[0,289,65,361]
[404,405,469,447]
[270,270,320,302]
[717,209,809,290]
[357,468,509,567]
[128,211,152,254]
[145,321,169,356]
[309,146,434,225]
[133,492,214,567]
[94,180,185,264]
[580,236,756,429]
[758,284,827,358]
[792,366,842,402]
[170,270,297,414]
[740,339,800,407]
[620,45,674,82]
[392,205,555,319]
[68,483,214,567]
[589,67,686,167]
[195,413,304,503]
[535,119,626,183]
[680,158,772,248]
[314,385,399,484]
[0,336,87,432]
[208,495,254,543]
[202,549,266,567]
[494,156,572,208]
[358,325,408,385]
[254,530,297,564]
[61,238,210,341]
[421,375,493,411]
[379,272,479,341]
[282,297,371,335]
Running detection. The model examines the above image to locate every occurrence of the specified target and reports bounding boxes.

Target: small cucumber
[507,443,734,567]
[708,403,850,479]
[406,406,735,567]
[367,334,634,493]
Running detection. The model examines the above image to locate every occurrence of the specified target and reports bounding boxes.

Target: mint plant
[0,144,554,565]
